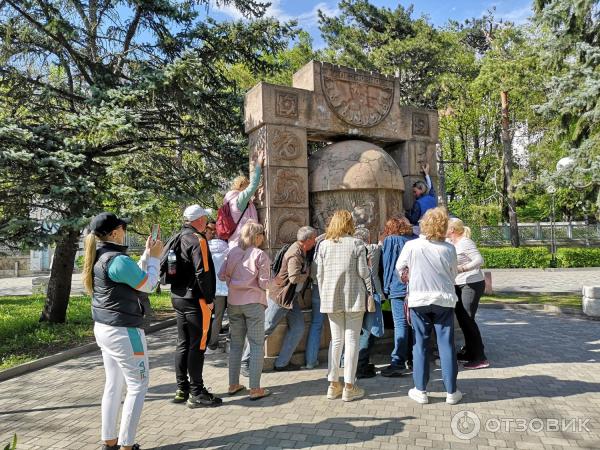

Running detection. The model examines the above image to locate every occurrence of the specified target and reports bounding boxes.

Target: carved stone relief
[272,168,307,206]
[320,64,394,128]
[412,112,430,136]
[275,90,299,118]
[271,128,302,161]
[310,191,379,236]
[275,212,306,246]
[248,126,267,207]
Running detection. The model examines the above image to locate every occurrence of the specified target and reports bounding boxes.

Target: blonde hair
[420,207,449,241]
[239,220,264,250]
[325,210,355,241]
[231,175,250,192]
[82,232,110,295]
[448,218,472,239]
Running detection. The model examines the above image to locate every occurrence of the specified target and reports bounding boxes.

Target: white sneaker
[327,384,343,400]
[342,385,365,402]
[446,390,463,405]
[204,347,222,355]
[408,387,429,404]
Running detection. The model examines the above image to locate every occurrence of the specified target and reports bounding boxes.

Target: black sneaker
[173,389,189,403]
[102,445,120,450]
[187,387,223,408]
[273,363,301,372]
[380,364,404,377]
[356,366,377,379]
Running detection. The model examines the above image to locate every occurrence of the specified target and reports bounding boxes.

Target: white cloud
[211,0,339,28]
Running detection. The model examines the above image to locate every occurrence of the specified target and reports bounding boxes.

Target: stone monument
[244,61,439,366]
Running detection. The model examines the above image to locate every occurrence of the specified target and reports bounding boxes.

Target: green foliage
[480,247,551,268]
[556,248,600,268]
[480,246,600,268]
[3,434,17,450]
[0,293,172,370]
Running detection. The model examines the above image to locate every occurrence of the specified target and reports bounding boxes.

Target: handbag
[366,294,376,313]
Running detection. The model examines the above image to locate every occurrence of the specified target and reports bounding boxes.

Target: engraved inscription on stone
[272,129,302,161]
[273,168,306,205]
[412,112,430,136]
[320,65,394,128]
[276,212,305,246]
[275,91,299,118]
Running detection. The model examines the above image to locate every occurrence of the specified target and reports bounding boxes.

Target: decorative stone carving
[273,168,306,205]
[275,212,305,246]
[412,112,430,136]
[272,128,302,161]
[320,64,394,128]
[275,90,299,118]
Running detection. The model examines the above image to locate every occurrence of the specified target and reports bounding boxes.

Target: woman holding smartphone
[82,212,163,450]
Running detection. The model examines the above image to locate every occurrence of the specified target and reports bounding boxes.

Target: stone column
[249,124,309,257]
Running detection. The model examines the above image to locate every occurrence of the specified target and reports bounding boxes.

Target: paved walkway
[1,308,599,449]
[2,268,600,297]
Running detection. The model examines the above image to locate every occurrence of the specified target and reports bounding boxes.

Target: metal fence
[473,222,600,246]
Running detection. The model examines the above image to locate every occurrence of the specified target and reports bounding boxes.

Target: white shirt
[395,236,458,308]
[452,236,485,285]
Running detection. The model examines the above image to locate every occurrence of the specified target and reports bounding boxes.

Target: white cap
[183,204,209,222]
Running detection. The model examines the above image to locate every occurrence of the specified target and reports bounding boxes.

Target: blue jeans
[390,298,411,367]
[357,330,376,370]
[242,297,305,368]
[305,286,325,366]
[410,304,458,394]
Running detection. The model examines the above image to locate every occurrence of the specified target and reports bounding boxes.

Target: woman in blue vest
[82,212,163,450]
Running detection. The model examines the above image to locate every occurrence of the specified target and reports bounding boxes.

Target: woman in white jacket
[447,218,489,369]
[396,207,462,405]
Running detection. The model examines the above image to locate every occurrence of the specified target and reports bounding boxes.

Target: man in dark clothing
[170,204,222,408]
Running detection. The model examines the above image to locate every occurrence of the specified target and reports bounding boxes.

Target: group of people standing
[83,154,489,450]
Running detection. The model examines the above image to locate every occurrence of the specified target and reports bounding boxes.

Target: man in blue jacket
[407,163,437,232]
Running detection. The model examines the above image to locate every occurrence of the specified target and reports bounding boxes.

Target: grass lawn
[0,293,172,371]
[481,292,582,309]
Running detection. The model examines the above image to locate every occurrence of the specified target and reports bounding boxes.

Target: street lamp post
[547,184,557,268]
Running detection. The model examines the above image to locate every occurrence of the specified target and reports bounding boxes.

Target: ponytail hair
[448,218,471,239]
[82,233,98,295]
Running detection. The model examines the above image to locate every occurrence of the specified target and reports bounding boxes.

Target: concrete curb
[0,318,176,383]
[480,303,599,320]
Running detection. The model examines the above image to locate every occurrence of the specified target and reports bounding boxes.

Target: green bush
[556,248,600,268]
[480,247,551,268]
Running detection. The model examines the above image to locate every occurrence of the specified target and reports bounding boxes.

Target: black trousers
[454,280,487,362]
[172,297,213,396]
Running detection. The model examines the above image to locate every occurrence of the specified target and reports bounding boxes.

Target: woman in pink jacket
[218,221,272,400]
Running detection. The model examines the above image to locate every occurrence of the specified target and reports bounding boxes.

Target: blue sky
[210,0,534,48]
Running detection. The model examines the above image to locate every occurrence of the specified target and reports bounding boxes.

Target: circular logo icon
[451,410,481,440]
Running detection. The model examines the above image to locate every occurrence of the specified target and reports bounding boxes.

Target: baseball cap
[183,204,210,222]
[89,212,130,236]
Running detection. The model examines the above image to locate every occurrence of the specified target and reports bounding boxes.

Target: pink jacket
[218,246,271,306]
[223,190,259,249]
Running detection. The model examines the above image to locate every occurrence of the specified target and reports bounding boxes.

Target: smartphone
[151,224,160,242]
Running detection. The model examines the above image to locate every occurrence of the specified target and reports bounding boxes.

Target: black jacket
[170,224,216,304]
[91,242,146,328]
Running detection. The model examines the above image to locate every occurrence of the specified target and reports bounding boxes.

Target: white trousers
[94,322,149,446]
[327,311,364,384]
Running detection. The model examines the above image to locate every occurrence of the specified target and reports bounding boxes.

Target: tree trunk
[40,228,80,323]
[500,91,520,247]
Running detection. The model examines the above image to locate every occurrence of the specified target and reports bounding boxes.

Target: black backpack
[159,231,184,285]
[271,243,292,277]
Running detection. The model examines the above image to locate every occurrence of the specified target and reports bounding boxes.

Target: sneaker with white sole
[463,360,490,370]
[342,385,365,402]
[327,384,343,400]
[446,390,463,405]
[408,387,429,404]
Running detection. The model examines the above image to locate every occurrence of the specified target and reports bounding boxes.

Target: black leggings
[455,280,487,361]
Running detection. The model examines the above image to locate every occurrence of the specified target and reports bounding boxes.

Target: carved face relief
[412,112,430,136]
[275,91,299,118]
[273,168,306,205]
[351,200,375,229]
[321,65,394,128]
